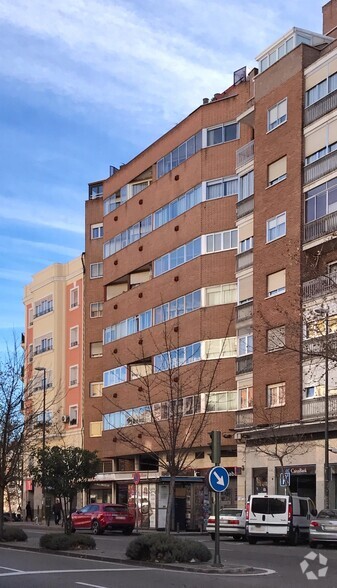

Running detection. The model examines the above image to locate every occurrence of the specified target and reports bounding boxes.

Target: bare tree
[101,318,236,533]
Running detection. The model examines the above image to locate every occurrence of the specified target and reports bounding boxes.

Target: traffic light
[208,430,221,465]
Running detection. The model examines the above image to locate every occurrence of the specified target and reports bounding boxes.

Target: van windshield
[251,497,287,515]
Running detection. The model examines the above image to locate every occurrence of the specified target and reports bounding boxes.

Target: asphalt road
[0,528,337,587]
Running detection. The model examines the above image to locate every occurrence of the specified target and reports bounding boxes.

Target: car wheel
[122,527,133,535]
[233,536,242,541]
[289,529,299,546]
[248,536,257,545]
[210,533,215,541]
[71,526,76,534]
[91,520,103,535]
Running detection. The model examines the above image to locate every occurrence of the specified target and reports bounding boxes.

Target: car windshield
[103,505,128,513]
[251,497,286,515]
[220,509,242,516]
[318,509,337,519]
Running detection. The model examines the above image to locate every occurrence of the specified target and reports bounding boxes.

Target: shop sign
[276,465,315,475]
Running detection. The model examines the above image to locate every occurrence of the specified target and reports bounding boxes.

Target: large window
[267,99,287,131]
[267,382,285,407]
[205,283,237,306]
[90,262,103,279]
[153,343,201,372]
[238,171,254,202]
[239,386,253,409]
[154,237,201,277]
[91,223,103,239]
[305,121,337,165]
[305,177,337,223]
[204,338,237,359]
[205,230,237,253]
[90,382,103,397]
[267,212,286,242]
[89,183,103,199]
[103,366,127,388]
[154,185,202,229]
[153,290,201,325]
[207,391,237,411]
[267,326,285,352]
[90,302,103,318]
[306,71,337,107]
[104,310,152,344]
[157,131,202,178]
[238,333,253,356]
[206,177,238,200]
[207,123,239,146]
[35,296,53,318]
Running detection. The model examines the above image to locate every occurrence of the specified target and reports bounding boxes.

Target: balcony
[304,89,337,127]
[302,396,337,420]
[304,210,337,244]
[304,150,337,185]
[236,354,253,375]
[236,408,253,427]
[236,195,254,219]
[236,250,253,271]
[303,271,337,301]
[236,301,253,323]
[236,140,254,170]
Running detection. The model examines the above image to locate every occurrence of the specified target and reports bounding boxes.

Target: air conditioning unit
[234,432,242,440]
[62,415,70,423]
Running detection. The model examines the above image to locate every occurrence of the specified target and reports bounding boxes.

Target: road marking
[76,583,110,588]
[0,567,148,577]
[0,566,22,572]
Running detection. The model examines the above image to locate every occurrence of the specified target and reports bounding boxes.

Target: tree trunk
[0,485,5,538]
[165,476,176,534]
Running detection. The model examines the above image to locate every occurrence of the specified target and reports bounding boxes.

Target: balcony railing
[236,408,253,427]
[236,354,253,375]
[303,271,337,300]
[304,150,337,185]
[302,396,337,419]
[236,140,254,169]
[304,89,337,126]
[237,195,254,219]
[236,250,253,271]
[304,210,337,243]
[236,301,253,323]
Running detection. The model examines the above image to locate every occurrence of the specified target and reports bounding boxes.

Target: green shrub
[126,533,211,563]
[2,527,27,542]
[39,533,96,551]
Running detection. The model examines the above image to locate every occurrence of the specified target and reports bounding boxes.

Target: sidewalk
[0,522,259,575]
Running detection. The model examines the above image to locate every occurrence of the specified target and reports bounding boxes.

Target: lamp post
[314,307,330,509]
[35,367,46,522]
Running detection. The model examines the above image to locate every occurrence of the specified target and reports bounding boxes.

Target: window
[90,341,103,357]
[90,302,103,318]
[204,338,237,359]
[205,283,237,306]
[238,274,253,304]
[267,326,286,351]
[305,121,337,165]
[154,343,201,372]
[69,365,79,386]
[207,123,239,146]
[205,230,237,253]
[69,405,78,426]
[35,296,53,318]
[206,177,238,200]
[267,269,285,297]
[306,64,337,107]
[90,382,103,397]
[103,366,127,387]
[157,131,202,178]
[239,386,253,409]
[239,171,254,201]
[90,262,103,279]
[305,177,337,223]
[90,421,102,437]
[104,192,122,216]
[154,185,202,229]
[70,326,79,348]
[267,212,286,243]
[153,290,201,325]
[154,237,201,277]
[267,99,287,131]
[267,382,285,407]
[89,183,103,199]
[34,334,53,355]
[238,333,253,356]
[239,237,253,253]
[91,223,103,239]
[268,157,287,186]
[131,181,150,196]
[207,391,237,411]
[70,287,79,308]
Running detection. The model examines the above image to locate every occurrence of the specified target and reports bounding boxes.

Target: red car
[70,503,135,535]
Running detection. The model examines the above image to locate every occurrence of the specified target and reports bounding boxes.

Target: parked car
[246,493,317,545]
[70,503,135,535]
[206,508,246,541]
[309,509,337,547]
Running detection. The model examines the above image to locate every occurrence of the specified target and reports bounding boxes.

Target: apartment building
[84,0,337,526]
[23,258,83,517]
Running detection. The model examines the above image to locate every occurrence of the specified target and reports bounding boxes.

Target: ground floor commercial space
[236,435,337,511]
[88,468,240,530]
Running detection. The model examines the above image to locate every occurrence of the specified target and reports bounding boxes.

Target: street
[0,529,337,587]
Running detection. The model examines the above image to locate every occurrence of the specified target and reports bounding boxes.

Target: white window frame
[70,326,79,348]
[267,326,286,352]
[90,302,103,318]
[91,223,103,239]
[69,405,78,426]
[70,287,79,309]
[267,98,287,132]
[239,386,253,409]
[90,262,103,279]
[267,382,285,407]
[69,365,79,387]
[90,382,103,397]
[266,212,286,243]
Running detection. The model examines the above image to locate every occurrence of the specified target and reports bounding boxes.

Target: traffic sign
[133,472,140,485]
[280,470,290,487]
[207,466,229,493]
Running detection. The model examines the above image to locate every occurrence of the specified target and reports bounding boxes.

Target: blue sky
[0,0,325,346]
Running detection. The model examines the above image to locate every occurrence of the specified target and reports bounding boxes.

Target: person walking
[25,501,33,522]
[52,499,62,525]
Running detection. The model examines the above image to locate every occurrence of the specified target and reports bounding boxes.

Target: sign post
[133,472,140,533]
[207,464,230,567]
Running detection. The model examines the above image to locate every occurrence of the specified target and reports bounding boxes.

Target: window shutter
[328,119,337,145]
[328,56,337,78]
[305,64,328,91]
[268,157,287,184]
[90,422,102,437]
[239,219,254,241]
[305,126,327,157]
[278,99,287,119]
[238,275,253,303]
[267,270,285,293]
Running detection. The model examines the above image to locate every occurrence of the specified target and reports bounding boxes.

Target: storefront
[275,465,316,502]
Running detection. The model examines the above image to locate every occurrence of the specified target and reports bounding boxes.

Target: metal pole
[324,312,330,509]
[135,484,139,533]
[42,368,46,524]
[213,491,221,566]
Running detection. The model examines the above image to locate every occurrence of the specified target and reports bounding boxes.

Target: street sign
[280,470,291,487]
[133,472,140,485]
[207,466,229,493]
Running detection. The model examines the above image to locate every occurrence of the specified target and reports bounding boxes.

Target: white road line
[76,583,109,588]
[0,567,149,577]
[0,566,22,572]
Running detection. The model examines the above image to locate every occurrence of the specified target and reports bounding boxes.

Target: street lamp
[314,307,330,509]
[35,366,46,522]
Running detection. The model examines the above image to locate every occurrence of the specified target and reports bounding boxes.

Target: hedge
[126,533,211,563]
[40,533,96,551]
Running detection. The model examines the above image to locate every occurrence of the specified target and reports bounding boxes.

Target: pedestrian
[52,499,62,525]
[25,501,33,522]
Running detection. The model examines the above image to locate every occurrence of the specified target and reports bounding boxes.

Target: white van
[246,493,317,545]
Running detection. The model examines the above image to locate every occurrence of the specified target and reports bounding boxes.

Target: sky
[0,0,325,347]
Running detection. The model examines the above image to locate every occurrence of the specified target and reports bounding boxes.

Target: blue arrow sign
[208,466,230,493]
